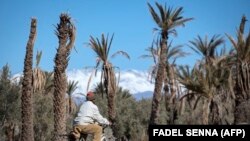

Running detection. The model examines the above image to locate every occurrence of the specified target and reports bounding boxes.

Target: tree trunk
[234,62,250,124]
[21,18,36,141]
[5,122,14,141]
[165,65,178,124]
[202,98,211,124]
[69,96,72,114]
[209,98,221,124]
[149,35,167,125]
[103,63,117,136]
[53,14,75,141]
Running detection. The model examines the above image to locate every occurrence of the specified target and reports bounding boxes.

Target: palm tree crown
[148,2,193,38]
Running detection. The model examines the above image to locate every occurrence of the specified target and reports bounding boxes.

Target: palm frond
[67,80,78,96]
[107,33,114,59]
[35,50,42,67]
[169,18,193,30]
[86,68,96,93]
[155,2,166,25]
[147,2,161,27]
[111,51,130,60]
[226,33,238,49]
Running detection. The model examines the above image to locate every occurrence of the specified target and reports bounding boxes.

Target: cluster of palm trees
[18,2,250,141]
[147,2,250,126]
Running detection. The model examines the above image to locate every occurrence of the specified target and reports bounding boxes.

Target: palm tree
[226,15,250,124]
[189,35,224,64]
[67,80,78,114]
[177,35,231,124]
[88,33,129,137]
[52,13,76,141]
[140,41,186,124]
[164,42,187,124]
[21,18,37,141]
[139,44,160,83]
[147,2,193,125]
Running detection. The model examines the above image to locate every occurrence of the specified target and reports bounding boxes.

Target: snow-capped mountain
[12,69,154,102]
[67,69,154,99]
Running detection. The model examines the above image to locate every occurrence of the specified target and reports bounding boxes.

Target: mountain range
[67,69,154,101]
[12,69,155,102]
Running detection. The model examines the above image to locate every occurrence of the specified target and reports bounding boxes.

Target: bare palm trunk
[53,14,75,141]
[150,36,167,125]
[21,18,36,141]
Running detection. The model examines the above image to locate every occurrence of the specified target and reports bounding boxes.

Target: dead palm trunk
[21,18,36,141]
[150,36,167,125]
[53,14,75,141]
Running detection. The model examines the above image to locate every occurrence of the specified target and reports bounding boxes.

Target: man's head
[86,91,95,101]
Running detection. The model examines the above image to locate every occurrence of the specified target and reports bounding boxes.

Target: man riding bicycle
[71,91,111,141]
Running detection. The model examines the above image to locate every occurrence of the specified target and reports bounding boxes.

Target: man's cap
[86,91,95,101]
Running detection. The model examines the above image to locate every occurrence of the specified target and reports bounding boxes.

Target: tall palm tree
[21,18,37,141]
[88,33,129,136]
[147,2,193,125]
[140,41,186,124]
[226,15,250,124]
[67,80,78,114]
[164,42,187,124]
[52,13,76,141]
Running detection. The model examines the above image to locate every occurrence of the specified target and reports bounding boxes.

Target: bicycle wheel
[101,135,107,141]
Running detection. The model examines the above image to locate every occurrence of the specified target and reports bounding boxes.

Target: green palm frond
[106,33,114,59]
[155,2,167,25]
[177,65,214,98]
[148,2,193,37]
[147,2,161,27]
[167,43,187,63]
[189,35,224,60]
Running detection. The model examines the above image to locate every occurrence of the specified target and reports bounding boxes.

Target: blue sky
[1,0,250,74]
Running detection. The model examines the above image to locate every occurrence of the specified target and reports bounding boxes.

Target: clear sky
[1,0,250,74]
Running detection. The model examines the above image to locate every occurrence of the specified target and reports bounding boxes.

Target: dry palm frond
[86,68,97,93]
[32,67,45,93]
[33,50,46,93]
[111,51,130,60]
